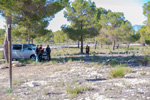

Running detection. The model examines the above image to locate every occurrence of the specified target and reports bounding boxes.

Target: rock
[12,61,22,67]
[0,64,9,69]
[26,81,39,87]
[93,93,109,100]
[12,61,20,64]
[137,88,146,94]
[12,63,22,67]
[122,89,136,94]
[24,81,47,87]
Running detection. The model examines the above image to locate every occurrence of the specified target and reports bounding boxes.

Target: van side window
[23,44,30,50]
[13,45,22,50]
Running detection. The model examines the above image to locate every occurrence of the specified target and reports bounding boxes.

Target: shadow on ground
[51,54,150,67]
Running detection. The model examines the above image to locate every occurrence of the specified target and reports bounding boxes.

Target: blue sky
[0,0,149,32]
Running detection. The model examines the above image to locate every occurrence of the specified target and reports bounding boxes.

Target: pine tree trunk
[128,43,130,49]
[80,21,83,54]
[81,34,83,54]
[113,40,115,50]
[101,43,103,48]
[95,37,97,49]
[28,33,30,44]
[78,40,79,48]
[31,38,33,44]
[142,43,145,46]
[117,44,119,49]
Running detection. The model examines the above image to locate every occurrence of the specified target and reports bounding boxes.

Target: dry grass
[110,65,132,78]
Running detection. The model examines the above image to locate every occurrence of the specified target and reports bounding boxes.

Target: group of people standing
[35,44,51,62]
[35,44,90,62]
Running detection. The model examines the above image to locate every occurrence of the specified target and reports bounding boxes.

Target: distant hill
[133,25,143,32]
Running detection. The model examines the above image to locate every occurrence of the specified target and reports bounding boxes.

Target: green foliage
[136,25,148,45]
[68,57,78,62]
[62,82,65,86]
[142,50,150,55]
[140,72,146,75]
[13,80,22,86]
[50,60,58,64]
[99,11,133,50]
[66,85,92,98]
[136,56,150,66]
[108,59,120,67]
[6,88,13,94]
[142,2,150,44]
[0,51,2,59]
[0,28,5,40]
[0,0,69,43]
[110,65,132,78]
[145,39,150,45]
[18,59,34,66]
[54,30,67,43]
[62,0,99,53]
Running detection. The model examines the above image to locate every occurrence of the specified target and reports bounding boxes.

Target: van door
[22,44,34,59]
[12,44,23,59]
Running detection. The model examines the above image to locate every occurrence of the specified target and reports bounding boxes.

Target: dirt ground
[0,54,150,100]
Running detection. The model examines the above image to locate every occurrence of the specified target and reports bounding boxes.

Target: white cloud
[93,0,147,25]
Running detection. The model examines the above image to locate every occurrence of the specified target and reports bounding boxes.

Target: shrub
[92,56,100,62]
[66,85,92,98]
[18,59,34,65]
[110,65,132,78]
[140,72,146,75]
[0,51,2,59]
[141,48,150,55]
[68,57,78,62]
[6,88,13,94]
[136,56,150,66]
[50,61,58,64]
[108,59,120,67]
[13,80,22,86]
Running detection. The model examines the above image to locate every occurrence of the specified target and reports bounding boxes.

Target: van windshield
[29,44,36,49]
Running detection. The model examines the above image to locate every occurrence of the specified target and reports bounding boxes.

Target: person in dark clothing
[39,44,44,62]
[86,45,90,56]
[35,44,39,62]
[46,45,51,61]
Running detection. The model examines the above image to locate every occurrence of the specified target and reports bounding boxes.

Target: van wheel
[30,55,36,61]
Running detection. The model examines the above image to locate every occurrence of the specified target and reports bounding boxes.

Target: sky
[0,0,149,32]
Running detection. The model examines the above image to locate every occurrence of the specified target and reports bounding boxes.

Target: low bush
[18,59,34,65]
[108,59,120,67]
[0,51,3,59]
[136,56,150,66]
[13,80,22,86]
[110,65,132,78]
[141,48,150,55]
[6,88,13,94]
[68,57,78,62]
[66,85,92,98]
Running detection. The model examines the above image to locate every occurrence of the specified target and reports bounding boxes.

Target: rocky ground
[0,54,150,100]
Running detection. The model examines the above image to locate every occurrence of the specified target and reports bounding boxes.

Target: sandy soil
[0,55,150,100]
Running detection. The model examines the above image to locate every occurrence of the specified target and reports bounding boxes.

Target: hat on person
[36,44,39,46]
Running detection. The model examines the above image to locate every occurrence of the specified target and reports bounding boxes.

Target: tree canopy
[0,0,69,43]
[62,0,100,53]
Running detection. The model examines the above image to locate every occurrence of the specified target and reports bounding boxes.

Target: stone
[0,64,9,69]
[26,81,39,87]
[12,61,22,67]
